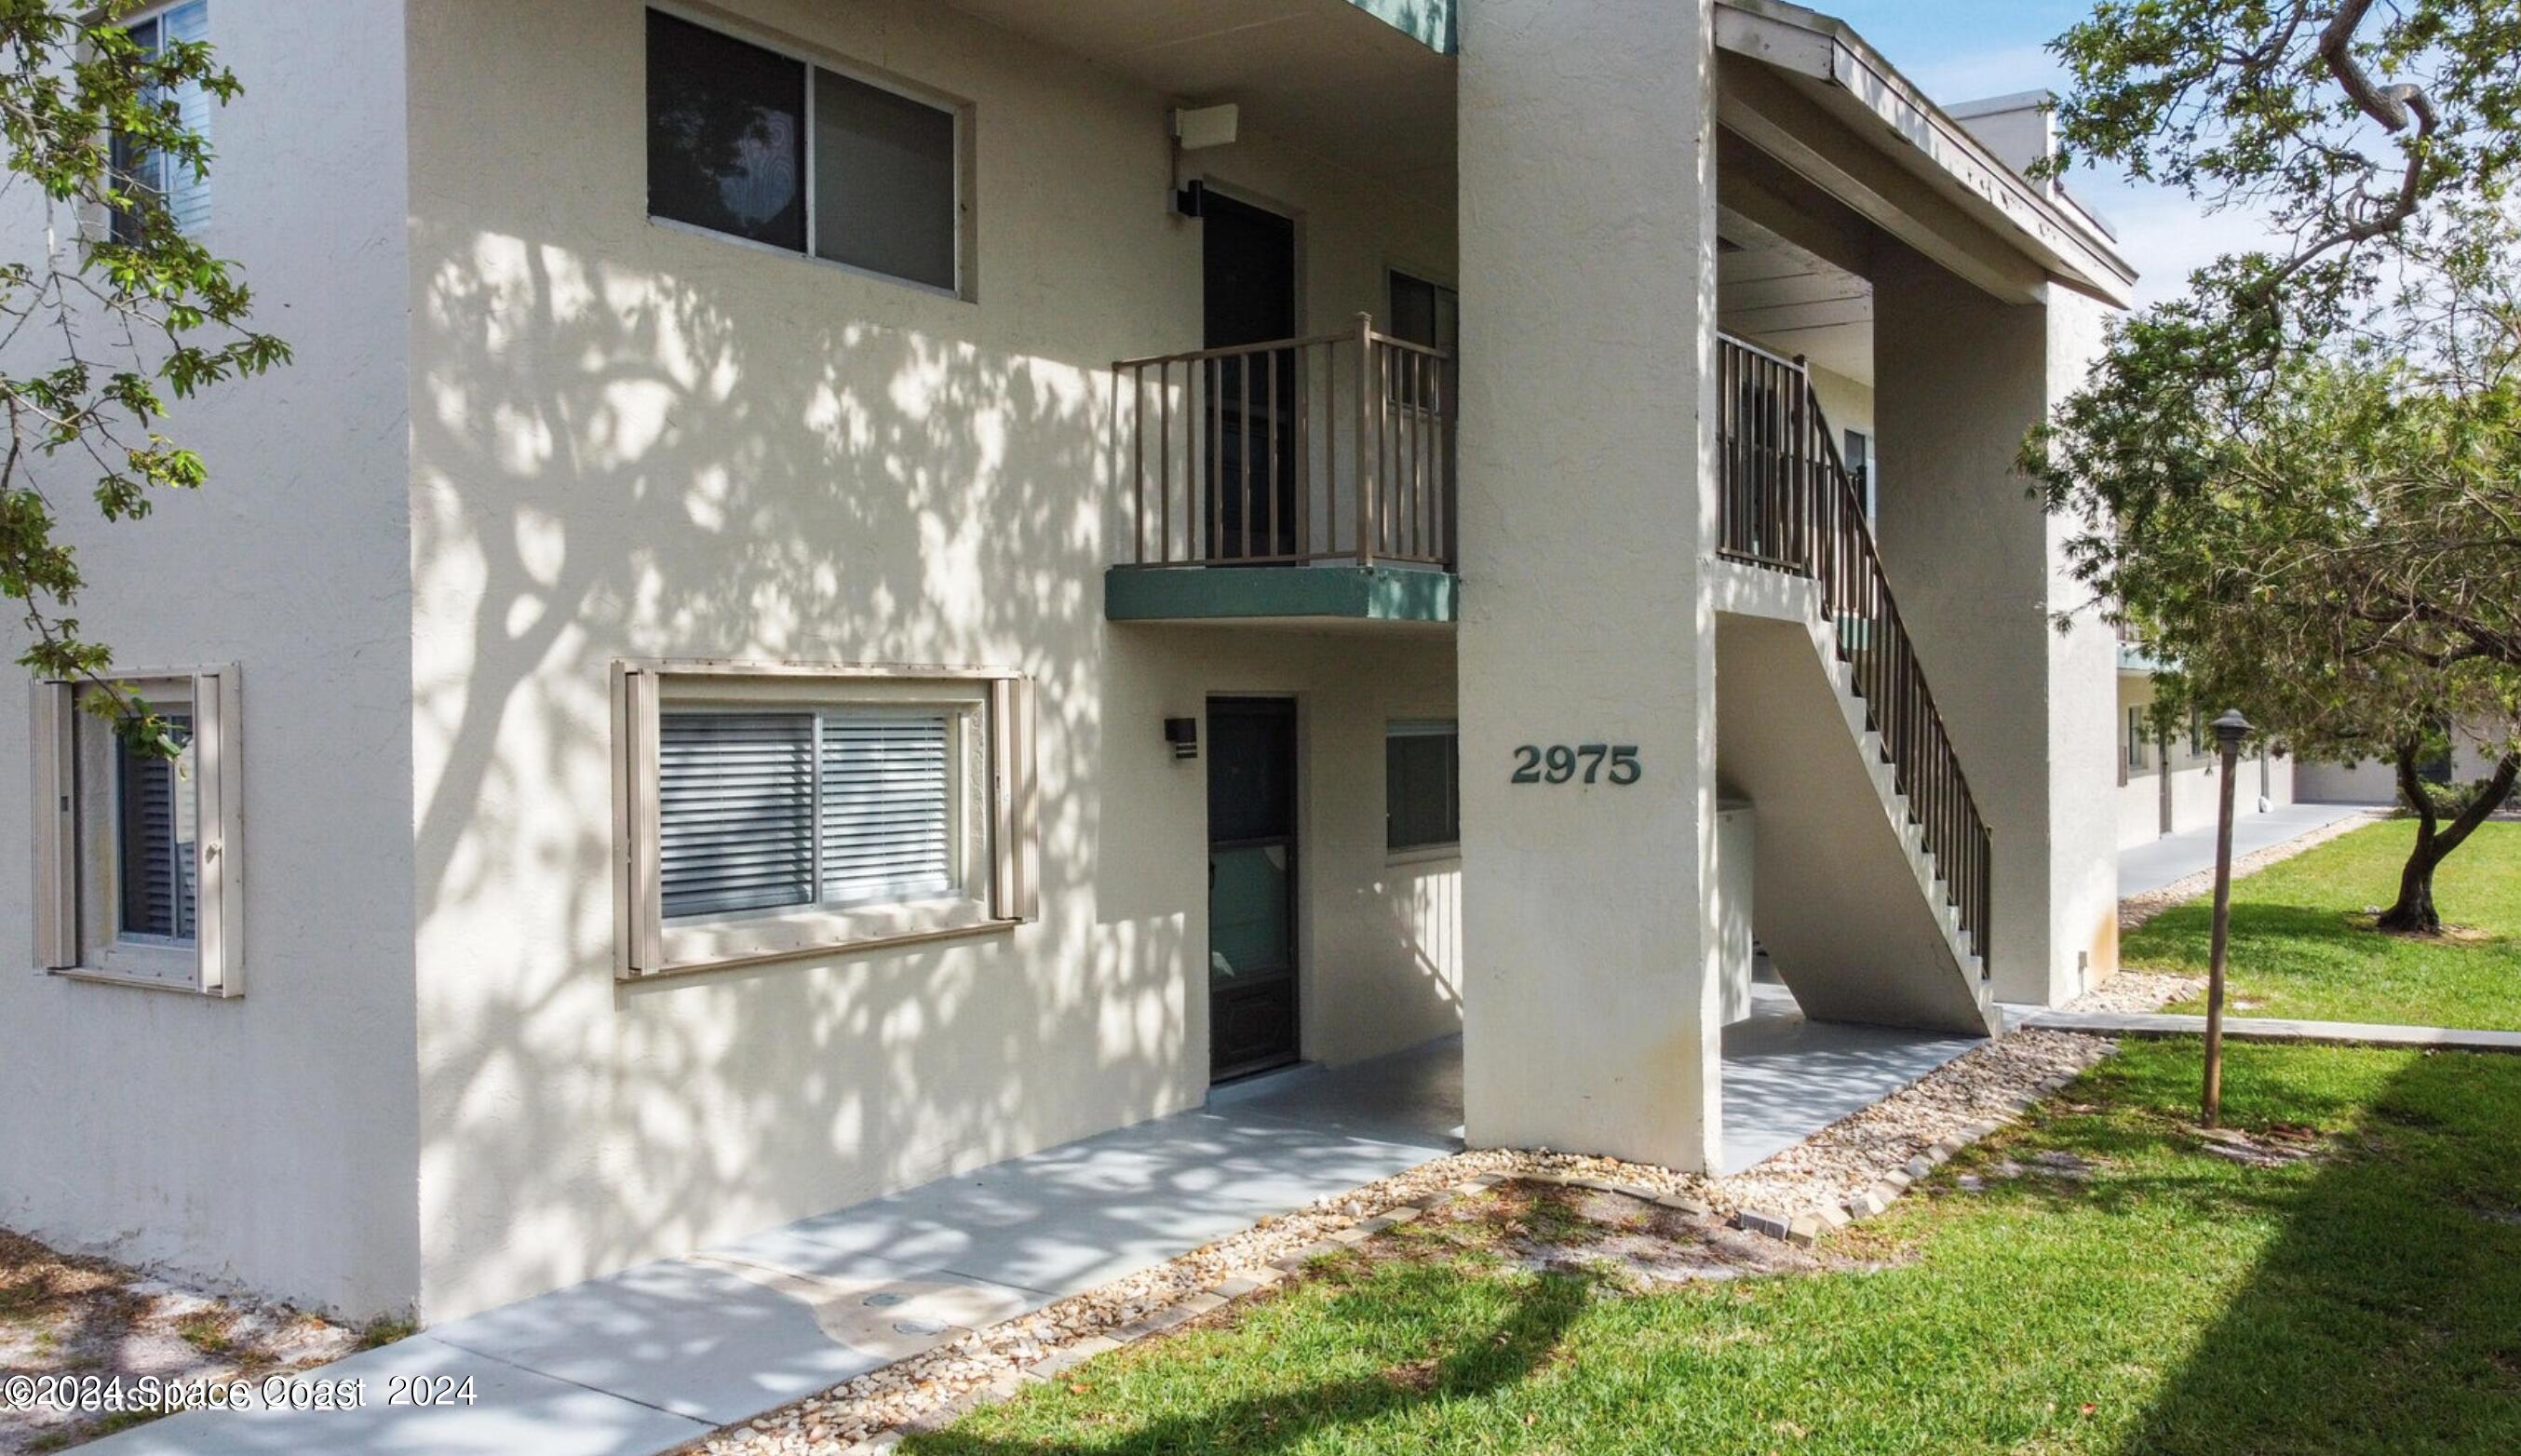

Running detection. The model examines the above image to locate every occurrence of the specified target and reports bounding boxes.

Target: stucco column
[1873,249,2119,1005]
[1456,0,1723,1170]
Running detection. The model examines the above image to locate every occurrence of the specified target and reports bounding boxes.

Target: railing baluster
[1356,313,1378,568]
[1295,342,1312,561]
[1111,321,1456,573]
[1265,344,1281,559]
[1709,333,1992,964]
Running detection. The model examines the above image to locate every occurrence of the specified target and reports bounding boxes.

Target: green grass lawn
[2126,820,2521,1030]
[916,1041,2521,1455]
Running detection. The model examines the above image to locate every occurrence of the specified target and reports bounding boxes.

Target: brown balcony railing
[1719,333,1994,966]
[1112,313,1454,570]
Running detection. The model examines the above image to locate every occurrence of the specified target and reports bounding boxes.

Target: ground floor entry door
[1207,696,1299,1081]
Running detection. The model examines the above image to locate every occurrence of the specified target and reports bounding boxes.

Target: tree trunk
[2377,742,2519,936]
[2377,838,2440,934]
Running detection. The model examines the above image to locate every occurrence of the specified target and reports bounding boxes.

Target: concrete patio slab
[1719,980,1987,1172]
[83,1331,710,1455]
[1220,1037,1464,1151]
[2118,802,2379,897]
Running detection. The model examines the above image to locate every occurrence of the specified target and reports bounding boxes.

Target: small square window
[614,663,1035,977]
[1386,720,1460,854]
[32,667,243,994]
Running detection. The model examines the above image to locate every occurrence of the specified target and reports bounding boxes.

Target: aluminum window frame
[613,659,1035,979]
[643,3,975,301]
[1383,717,1462,860]
[31,666,244,996]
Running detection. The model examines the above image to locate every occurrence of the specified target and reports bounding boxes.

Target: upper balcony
[1105,315,1459,626]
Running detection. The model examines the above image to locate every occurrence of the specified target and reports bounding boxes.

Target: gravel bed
[1717,1027,2114,1220]
[2118,809,2384,932]
[2064,968,2204,1015]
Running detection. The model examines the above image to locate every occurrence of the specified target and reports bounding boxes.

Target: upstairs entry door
[1202,193,1300,560]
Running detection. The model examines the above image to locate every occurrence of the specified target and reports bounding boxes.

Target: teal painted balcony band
[1105,566,1460,623]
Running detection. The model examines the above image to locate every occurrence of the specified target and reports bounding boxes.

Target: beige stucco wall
[1458,0,1725,1172]
[403,0,1457,1320]
[1807,366,1874,438]
[0,0,422,1315]
[1875,258,2118,1004]
[2297,736,2502,803]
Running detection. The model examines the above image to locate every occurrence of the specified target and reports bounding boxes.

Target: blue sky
[1819,1,2276,304]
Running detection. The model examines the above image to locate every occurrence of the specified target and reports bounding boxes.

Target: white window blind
[31,667,242,994]
[115,714,198,941]
[818,714,952,905]
[114,2,213,239]
[658,708,954,921]
[658,712,816,920]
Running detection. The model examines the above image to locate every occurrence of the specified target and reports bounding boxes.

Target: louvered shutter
[819,714,953,905]
[657,711,816,919]
[115,714,196,941]
[157,2,212,235]
[31,682,77,969]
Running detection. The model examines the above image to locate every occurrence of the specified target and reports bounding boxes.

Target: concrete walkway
[95,981,1999,1454]
[2117,801,2380,897]
[90,1102,1449,1454]
[2027,1009,2521,1053]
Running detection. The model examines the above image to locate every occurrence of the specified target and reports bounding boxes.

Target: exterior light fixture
[1167,103,1237,217]
[1165,717,1199,761]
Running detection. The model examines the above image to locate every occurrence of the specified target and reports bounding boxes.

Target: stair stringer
[1713,565,1999,1037]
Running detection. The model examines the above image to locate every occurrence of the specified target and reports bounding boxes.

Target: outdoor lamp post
[2202,708,2253,1127]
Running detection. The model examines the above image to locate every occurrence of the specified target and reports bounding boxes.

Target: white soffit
[1714,0,2137,307]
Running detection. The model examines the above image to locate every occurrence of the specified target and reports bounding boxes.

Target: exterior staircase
[1714,334,1998,1035]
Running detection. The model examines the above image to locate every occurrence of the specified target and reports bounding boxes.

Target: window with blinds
[33,667,242,994]
[115,715,198,942]
[659,708,954,922]
[111,1,213,242]
[1386,720,1461,852]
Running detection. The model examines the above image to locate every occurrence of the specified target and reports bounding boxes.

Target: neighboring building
[2297,732,2513,804]
[2114,642,2296,848]
[0,0,2130,1323]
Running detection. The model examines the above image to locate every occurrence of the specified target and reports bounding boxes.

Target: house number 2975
[1509,745,1642,786]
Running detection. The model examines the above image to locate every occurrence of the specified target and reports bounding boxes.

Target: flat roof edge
[1716,0,2137,303]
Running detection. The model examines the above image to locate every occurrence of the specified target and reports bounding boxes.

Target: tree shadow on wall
[404,216,1188,1309]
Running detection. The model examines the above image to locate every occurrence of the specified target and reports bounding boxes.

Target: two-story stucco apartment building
[1,0,2131,1324]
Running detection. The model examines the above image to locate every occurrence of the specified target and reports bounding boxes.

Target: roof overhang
[1714,0,2137,308]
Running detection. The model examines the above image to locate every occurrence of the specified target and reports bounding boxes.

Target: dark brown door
[1207,696,1299,1080]
[1202,193,1299,560]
